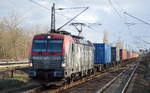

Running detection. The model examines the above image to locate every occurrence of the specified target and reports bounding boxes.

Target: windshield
[47,40,63,52]
[32,40,47,52]
[32,39,63,52]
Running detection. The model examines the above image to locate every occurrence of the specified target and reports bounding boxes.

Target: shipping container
[120,49,127,60]
[132,52,139,58]
[94,43,111,64]
[127,51,132,59]
[136,53,139,57]
[111,47,116,62]
[116,47,120,61]
[111,47,120,62]
[132,52,135,58]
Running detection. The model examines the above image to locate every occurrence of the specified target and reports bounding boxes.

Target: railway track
[11,60,139,93]
[59,61,139,93]
[21,65,126,93]
[97,61,139,93]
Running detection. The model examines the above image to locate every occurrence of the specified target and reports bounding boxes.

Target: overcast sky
[0,0,150,51]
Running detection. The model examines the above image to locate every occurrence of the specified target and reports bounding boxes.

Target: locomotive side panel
[64,42,94,78]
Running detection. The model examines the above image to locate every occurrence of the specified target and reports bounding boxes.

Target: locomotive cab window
[32,40,47,52]
[47,39,63,52]
[32,39,63,53]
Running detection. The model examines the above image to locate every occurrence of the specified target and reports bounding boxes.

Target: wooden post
[11,70,14,78]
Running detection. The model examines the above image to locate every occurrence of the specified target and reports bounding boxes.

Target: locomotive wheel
[63,77,70,85]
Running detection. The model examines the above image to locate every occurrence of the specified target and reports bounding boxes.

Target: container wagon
[111,47,120,62]
[127,51,132,59]
[111,47,116,62]
[120,49,127,60]
[132,52,139,58]
[93,43,111,71]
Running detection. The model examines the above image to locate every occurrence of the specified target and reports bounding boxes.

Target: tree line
[0,13,48,60]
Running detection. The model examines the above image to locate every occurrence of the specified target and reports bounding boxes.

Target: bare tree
[0,13,30,60]
[0,12,49,60]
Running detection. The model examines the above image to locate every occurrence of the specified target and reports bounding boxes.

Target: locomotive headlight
[47,36,51,39]
[61,63,66,67]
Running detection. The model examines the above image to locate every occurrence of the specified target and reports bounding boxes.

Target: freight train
[29,31,94,82]
[28,31,139,83]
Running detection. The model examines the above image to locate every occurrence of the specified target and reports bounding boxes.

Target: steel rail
[96,69,127,93]
[96,62,138,93]
[121,62,139,93]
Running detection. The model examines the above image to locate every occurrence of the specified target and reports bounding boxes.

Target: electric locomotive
[29,31,94,81]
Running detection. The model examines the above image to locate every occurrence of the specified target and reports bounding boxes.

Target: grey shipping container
[116,47,120,61]
[94,43,111,64]
[111,47,120,62]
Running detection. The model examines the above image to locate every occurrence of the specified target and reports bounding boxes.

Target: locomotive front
[29,34,68,80]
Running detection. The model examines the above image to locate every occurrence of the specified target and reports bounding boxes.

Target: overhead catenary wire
[30,0,75,20]
[108,0,150,48]
[29,0,150,47]
[70,23,102,37]
[56,14,100,32]
[57,7,89,31]
[124,12,150,26]
[124,11,150,46]
[113,0,124,13]
[30,0,88,10]
[29,0,90,31]
[111,0,149,26]
[137,37,150,45]
[30,0,97,33]
[127,24,150,45]
[107,0,127,43]
[30,0,50,10]
[124,22,146,26]
[30,0,101,38]
[56,7,89,10]
[86,25,99,31]
[108,0,123,19]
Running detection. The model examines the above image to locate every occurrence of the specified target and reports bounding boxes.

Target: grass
[11,73,31,83]
[0,70,31,91]
[0,79,24,91]
[132,58,150,93]
[144,61,150,81]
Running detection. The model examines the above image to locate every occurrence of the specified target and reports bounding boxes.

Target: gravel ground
[60,68,125,93]
[103,66,134,93]
[130,57,150,93]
